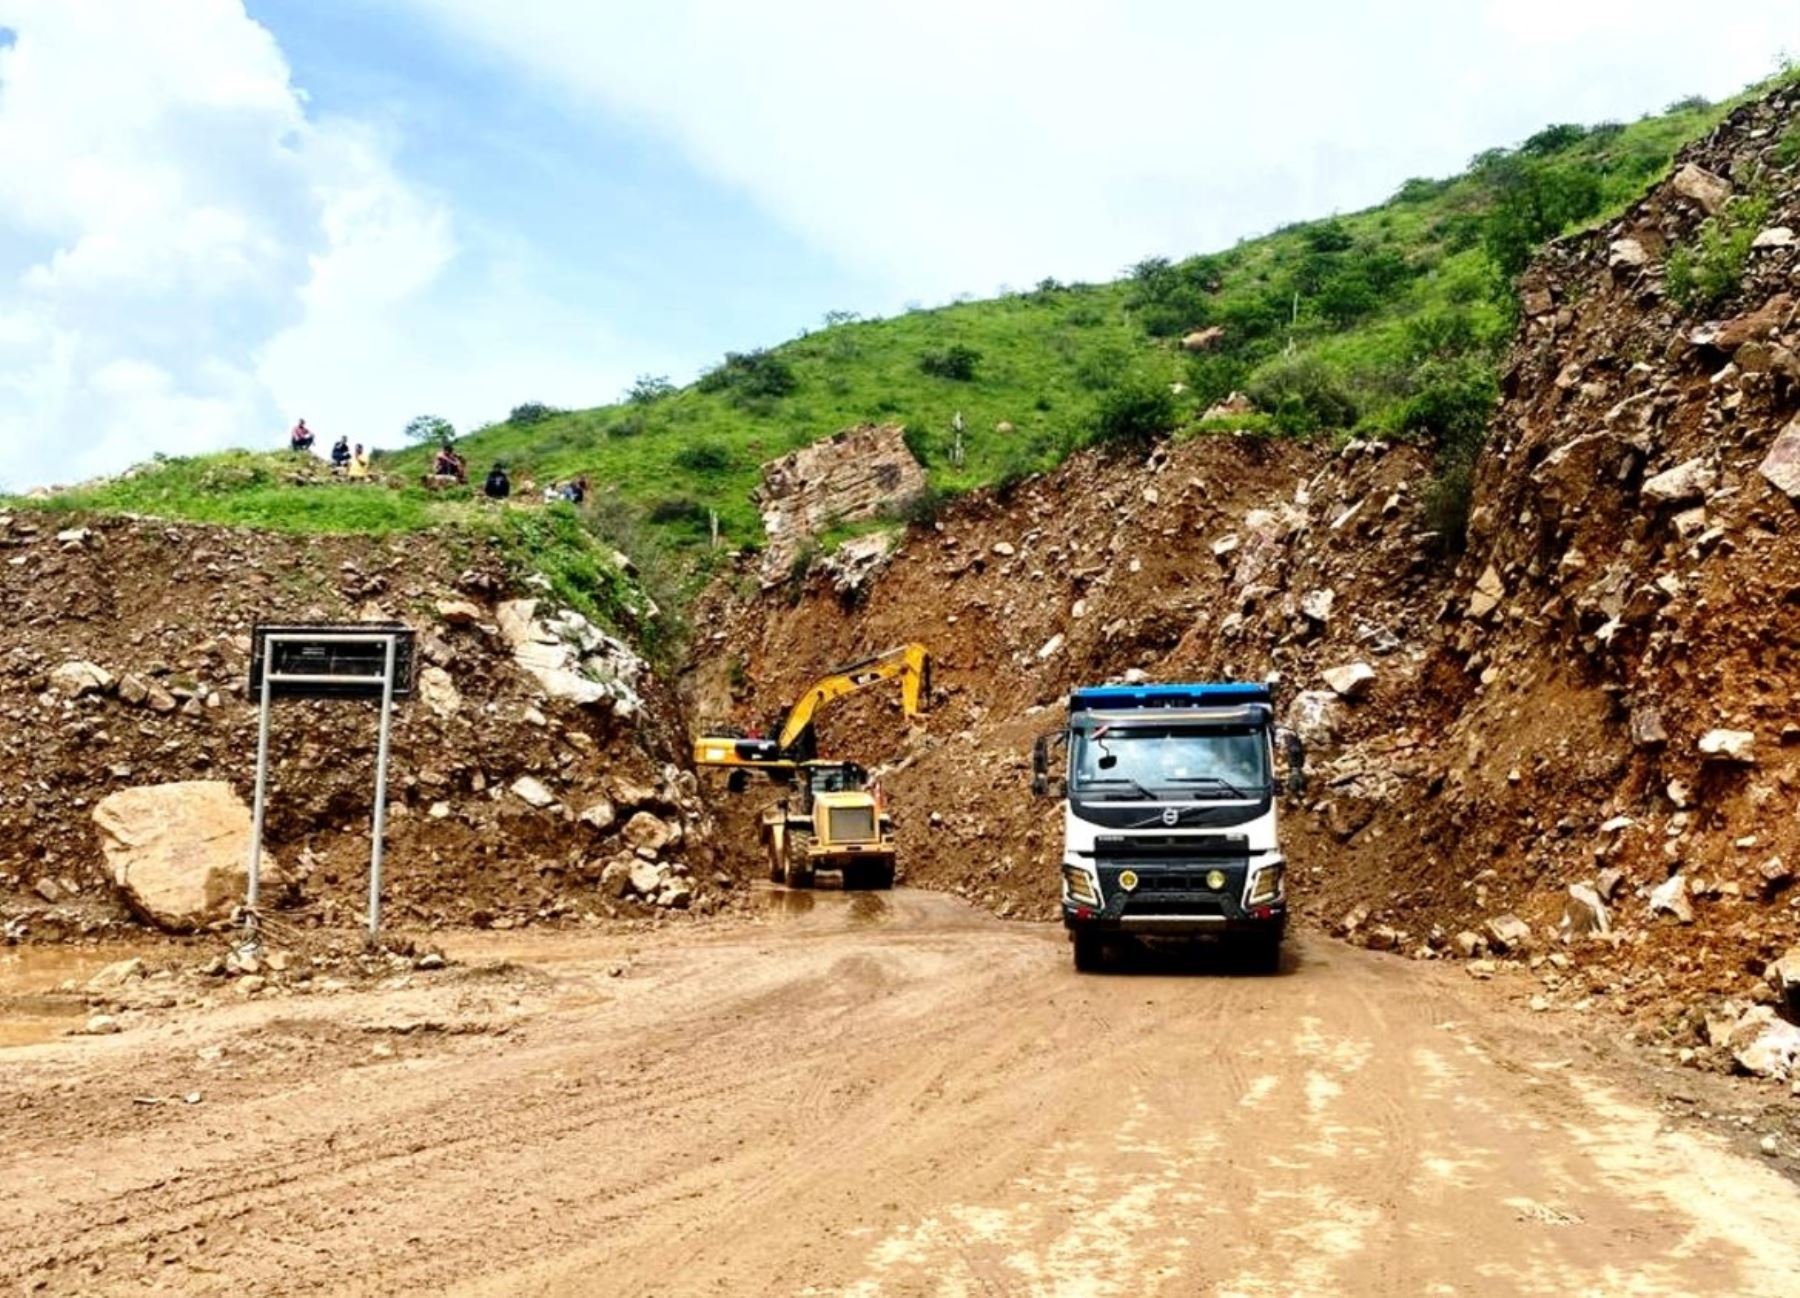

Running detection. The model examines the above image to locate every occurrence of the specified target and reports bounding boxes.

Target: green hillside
[10,72,1792,609]
[380,88,1748,549]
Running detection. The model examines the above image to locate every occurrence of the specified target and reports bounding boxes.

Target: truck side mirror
[1031,736,1049,797]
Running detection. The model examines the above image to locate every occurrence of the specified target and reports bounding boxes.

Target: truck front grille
[828,807,876,842]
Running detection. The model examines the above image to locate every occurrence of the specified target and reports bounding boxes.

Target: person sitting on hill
[290,419,315,453]
[484,462,511,500]
[330,435,351,470]
[348,443,370,479]
[564,476,588,505]
[433,443,463,480]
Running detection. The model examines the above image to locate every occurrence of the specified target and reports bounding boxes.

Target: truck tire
[784,843,815,889]
[1072,930,1105,973]
[1242,929,1283,974]
[843,860,896,891]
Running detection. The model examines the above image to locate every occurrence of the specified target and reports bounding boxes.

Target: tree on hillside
[625,375,674,405]
[404,414,456,444]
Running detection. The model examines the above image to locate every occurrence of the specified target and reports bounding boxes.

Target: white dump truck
[1033,681,1304,972]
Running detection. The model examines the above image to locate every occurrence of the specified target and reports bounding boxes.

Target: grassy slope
[8,75,1787,604]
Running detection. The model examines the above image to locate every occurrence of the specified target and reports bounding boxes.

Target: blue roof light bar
[1069,682,1270,712]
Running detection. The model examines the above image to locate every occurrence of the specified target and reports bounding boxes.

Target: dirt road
[4,890,1798,1296]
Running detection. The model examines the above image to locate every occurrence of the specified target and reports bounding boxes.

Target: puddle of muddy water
[754,885,892,925]
[0,944,152,1048]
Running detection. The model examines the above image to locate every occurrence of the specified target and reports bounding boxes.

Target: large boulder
[91,782,275,931]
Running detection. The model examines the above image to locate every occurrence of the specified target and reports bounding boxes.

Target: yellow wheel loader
[760,761,897,891]
[694,644,929,890]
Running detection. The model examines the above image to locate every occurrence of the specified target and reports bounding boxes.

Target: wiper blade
[1169,775,1253,798]
[1082,777,1158,802]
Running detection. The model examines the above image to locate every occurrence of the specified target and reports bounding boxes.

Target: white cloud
[402,0,1799,303]
[0,0,625,491]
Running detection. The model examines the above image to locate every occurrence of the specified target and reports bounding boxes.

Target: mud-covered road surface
[4,890,1799,1296]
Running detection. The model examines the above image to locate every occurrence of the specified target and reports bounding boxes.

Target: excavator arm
[693,643,931,771]
[773,643,931,752]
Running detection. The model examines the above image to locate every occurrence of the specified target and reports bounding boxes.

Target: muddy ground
[5,898,1799,1296]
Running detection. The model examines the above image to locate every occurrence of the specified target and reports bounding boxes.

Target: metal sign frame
[244,626,415,946]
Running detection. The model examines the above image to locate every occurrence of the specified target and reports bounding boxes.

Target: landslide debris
[0,512,730,942]
[695,83,1800,1079]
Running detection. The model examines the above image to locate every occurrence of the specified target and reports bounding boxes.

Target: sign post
[245,624,416,947]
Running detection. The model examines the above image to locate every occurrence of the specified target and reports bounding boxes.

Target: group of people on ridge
[288,419,584,509]
[291,420,368,478]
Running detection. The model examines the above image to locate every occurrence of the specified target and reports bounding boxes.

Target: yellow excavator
[693,644,931,890]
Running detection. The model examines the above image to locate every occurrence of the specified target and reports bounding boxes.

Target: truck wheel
[1072,930,1105,973]
[1243,930,1283,974]
[869,860,896,890]
[787,865,815,889]
[766,839,784,883]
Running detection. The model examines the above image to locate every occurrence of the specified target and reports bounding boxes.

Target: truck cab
[1033,682,1302,972]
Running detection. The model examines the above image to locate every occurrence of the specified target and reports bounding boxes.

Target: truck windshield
[1071,724,1268,800]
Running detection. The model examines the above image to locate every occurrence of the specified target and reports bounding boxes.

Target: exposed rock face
[755,424,926,579]
[91,782,272,931]
[496,598,645,716]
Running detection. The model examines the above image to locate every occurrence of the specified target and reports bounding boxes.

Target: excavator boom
[693,643,931,770]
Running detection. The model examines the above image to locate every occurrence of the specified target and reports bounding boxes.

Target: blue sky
[0,1,1796,490]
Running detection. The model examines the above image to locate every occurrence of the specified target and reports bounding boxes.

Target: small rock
[623,811,673,855]
[1671,162,1731,215]
[49,660,112,698]
[1484,914,1532,954]
[416,952,446,971]
[991,541,1016,558]
[1608,238,1648,269]
[1758,415,1800,503]
[627,861,664,898]
[1649,874,1694,924]
[1634,709,1670,748]
[1752,227,1795,250]
[1561,884,1609,938]
[80,1013,120,1036]
[1467,565,1505,618]
[1697,729,1756,764]
[1037,633,1065,661]
[1451,930,1485,959]
[579,798,618,832]
[1321,662,1375,701]
[510,776,557,809]
[1760,856,1793,893]
[1642,457,1716,506]
[88,957,146,989]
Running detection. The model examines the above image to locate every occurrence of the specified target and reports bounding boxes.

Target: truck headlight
[1246,862,1285,907]
[1062,865,1099,907]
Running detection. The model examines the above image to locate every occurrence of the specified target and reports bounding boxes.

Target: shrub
[1185,353,1250,407]
[1396,359,1497,449]
[918,344,982,381]
[696,349,798,401]
[1092,378,1177,448]
[1394,176,1450,204]
[1776,125,1800,169]
[404,413,455,444]
[648,496,708,525]
[901,424,932,466]
[1666,195,1772,311]
[1245,357,1357,435]
[507,402,559,426]
[673,442,732,474]
[1520,123,1588,157]
[1479,155,1604,278]
[892,484,952,527]
[625,375,674,405]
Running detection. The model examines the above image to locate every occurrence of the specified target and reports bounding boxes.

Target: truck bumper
[1062,898,1287,938]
